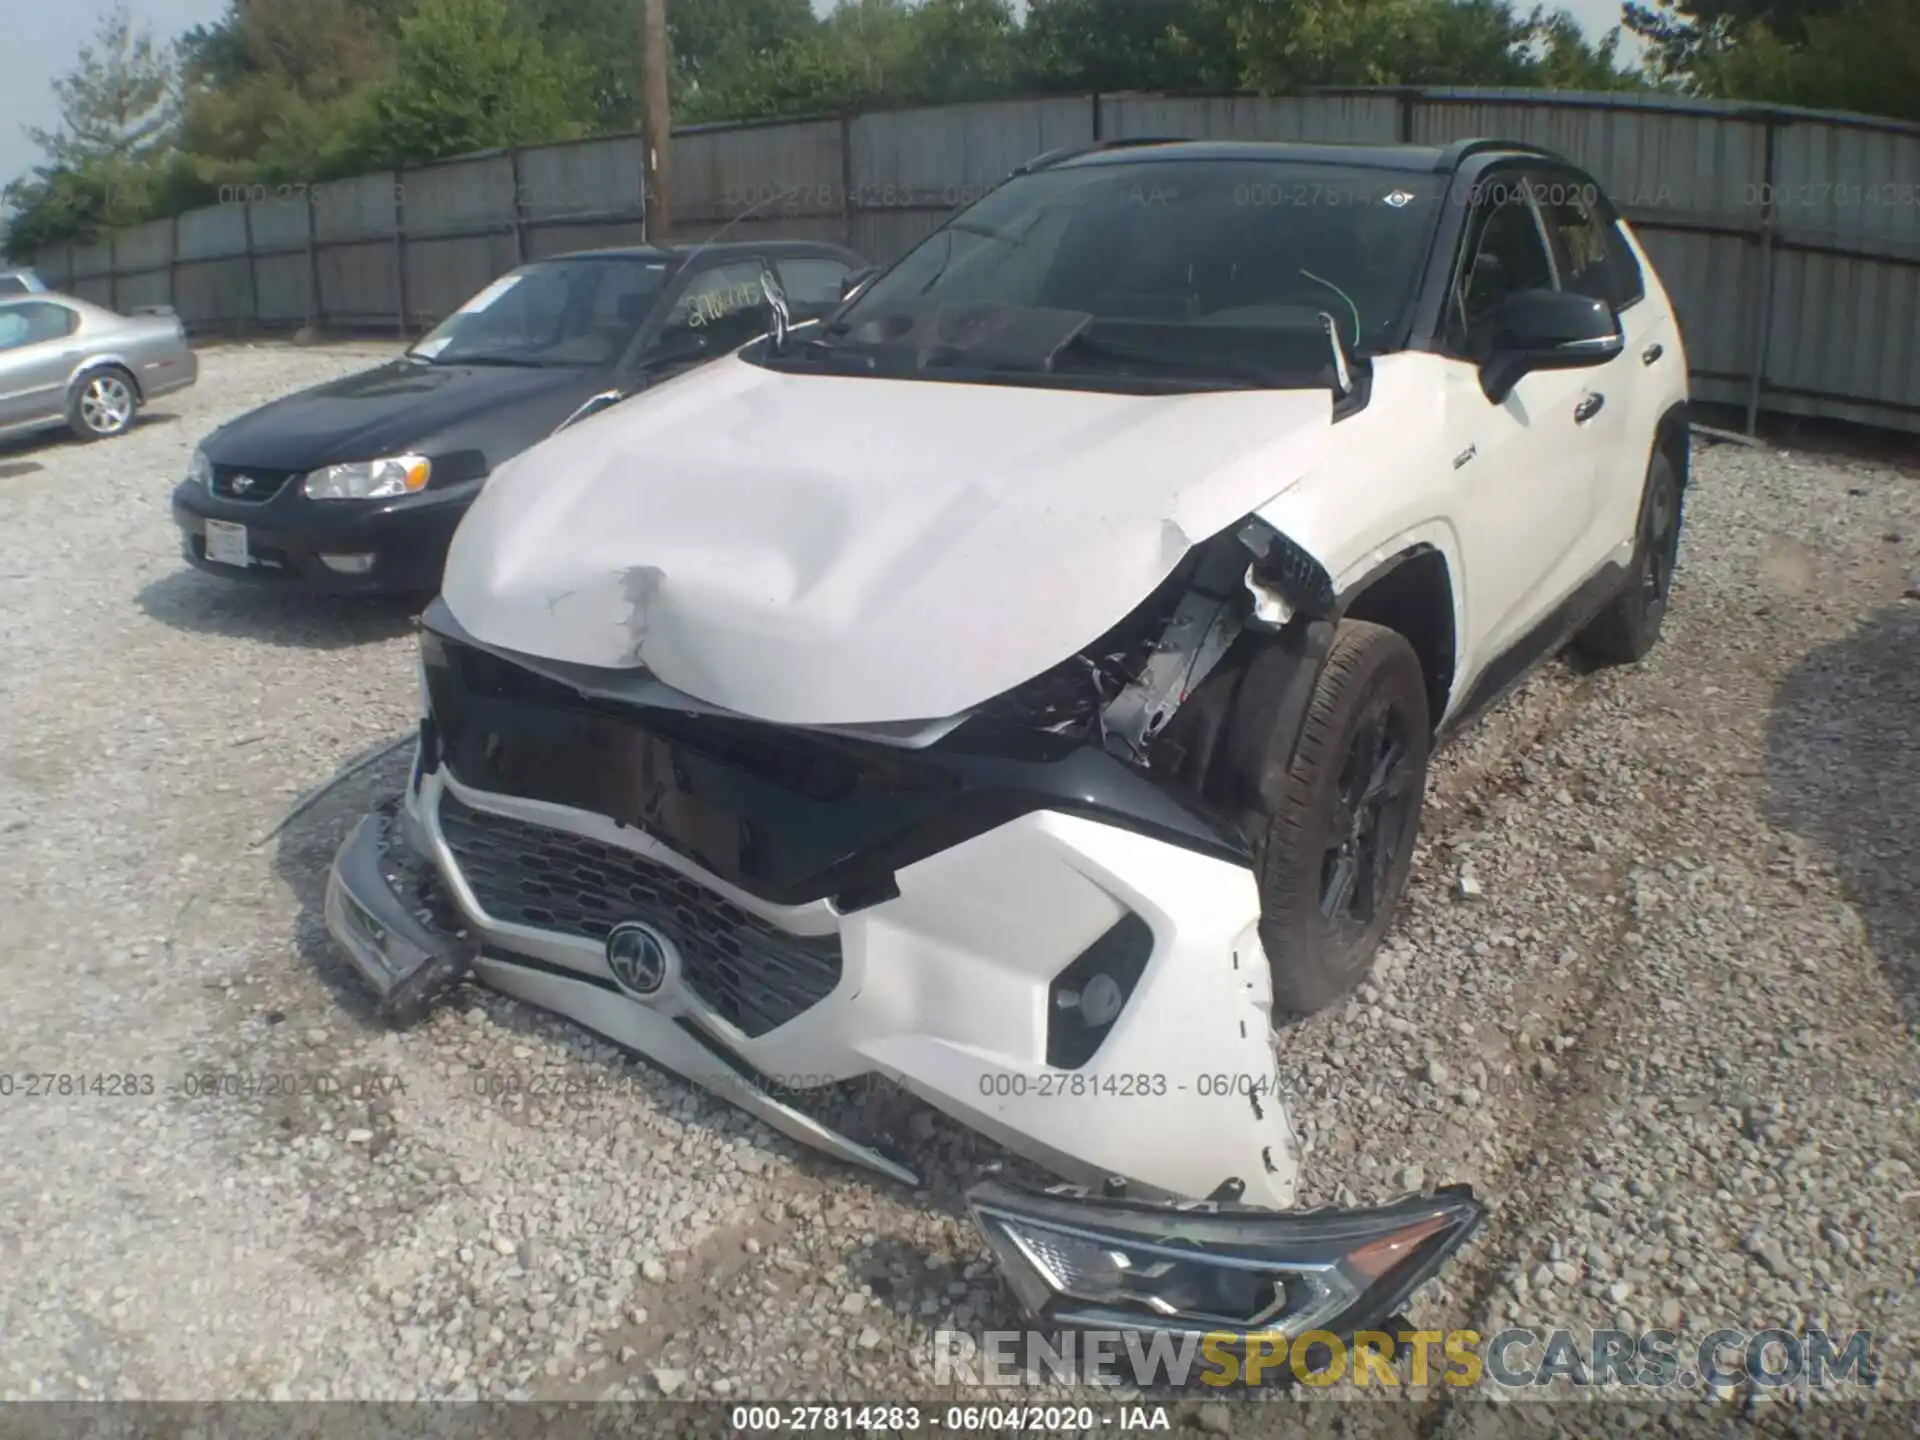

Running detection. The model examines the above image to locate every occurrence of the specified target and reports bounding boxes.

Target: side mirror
[1481,289,1622,402]
[643,326,710,364]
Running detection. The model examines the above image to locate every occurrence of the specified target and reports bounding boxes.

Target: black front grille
[211,464,298,502]
[438,791,843,1036]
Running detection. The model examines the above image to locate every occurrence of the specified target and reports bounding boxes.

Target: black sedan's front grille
[437,791,843,1036]
[210,464,299,502]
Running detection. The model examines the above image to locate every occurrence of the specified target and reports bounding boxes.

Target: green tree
[1635,0,1920,117]
[893,0,1026,101]
[361,0,597,167]
[1234,0,1511,89]
[3,3,182,253]
[1532,7,1642,89]
[1023,0,1240,92]
[26,2,180,170]
[509,0,820,130]
[1625,0,1844,78]
[673,0,818,85]
[1627,0,1918,116]
[1229,0,1639,92]
[680,0,1025,121]
[176,0,397,182]
[517,0,642,129]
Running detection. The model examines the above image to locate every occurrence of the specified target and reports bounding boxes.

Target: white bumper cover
[389,767,1301,1208]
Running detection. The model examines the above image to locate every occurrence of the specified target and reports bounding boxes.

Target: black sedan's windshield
[410,256,675,367]
[775,159,1443,389]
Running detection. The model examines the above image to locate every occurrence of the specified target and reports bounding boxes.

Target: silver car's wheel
[71,369,137,440]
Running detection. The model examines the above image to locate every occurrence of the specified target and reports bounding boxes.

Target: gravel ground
[0,342,1914,1421]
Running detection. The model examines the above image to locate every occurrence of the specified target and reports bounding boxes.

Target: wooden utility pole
[640,0,672,242]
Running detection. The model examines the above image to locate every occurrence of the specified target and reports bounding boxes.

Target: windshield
[410,256,675,367]
[771,159,1442,390]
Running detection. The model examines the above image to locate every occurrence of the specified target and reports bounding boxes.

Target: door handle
[1641,343,1664,366]
[1574,392,1605,424]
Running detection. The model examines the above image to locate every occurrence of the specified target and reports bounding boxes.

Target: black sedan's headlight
[969,1180,1484,1342]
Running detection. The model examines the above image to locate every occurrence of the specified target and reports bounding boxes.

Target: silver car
[0,292,198,443]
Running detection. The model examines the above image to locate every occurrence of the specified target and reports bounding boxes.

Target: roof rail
[1007,136,1191,178]
[1435,137,1570,170]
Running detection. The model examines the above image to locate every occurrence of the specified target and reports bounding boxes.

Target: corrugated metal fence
[30,87,1920,436]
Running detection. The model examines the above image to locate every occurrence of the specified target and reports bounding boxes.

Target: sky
[2,0,1641,197]
[2,0,227,193]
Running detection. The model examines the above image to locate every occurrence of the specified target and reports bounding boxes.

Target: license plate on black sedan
[204,519,250,568]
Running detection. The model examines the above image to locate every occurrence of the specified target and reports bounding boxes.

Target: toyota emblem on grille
[230,473,257,494]
[604,921,676,997]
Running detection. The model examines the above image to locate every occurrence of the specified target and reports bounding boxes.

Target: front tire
[69,367,139,441]
[1577,451,1681,666]
[1255,621,1430,1017]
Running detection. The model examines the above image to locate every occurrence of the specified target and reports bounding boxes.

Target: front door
[1441,172,1605,673]
[1532,177,1666,570]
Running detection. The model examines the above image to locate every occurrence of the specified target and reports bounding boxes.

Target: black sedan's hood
[202,358,608,470]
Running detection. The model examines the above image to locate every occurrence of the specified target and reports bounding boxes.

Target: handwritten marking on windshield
[687,281,764,328]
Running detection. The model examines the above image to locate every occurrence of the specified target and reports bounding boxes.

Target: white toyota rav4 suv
[324,139,1688,1348]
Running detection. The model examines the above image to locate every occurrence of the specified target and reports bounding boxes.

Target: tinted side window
[1535,179,1642,309]
[0,276,29,296]
[1450,177,1556,356]
[1603,217,1646,308]
[657,262,771,356]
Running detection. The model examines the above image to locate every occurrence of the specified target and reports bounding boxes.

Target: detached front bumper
[330,765,1300,1205]
[323,769,1484,1340]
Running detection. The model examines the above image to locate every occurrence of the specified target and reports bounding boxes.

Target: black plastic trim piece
[1434,138,1568,171]
[1334,542,1440,612]
[1242,521,1337,620]
[419,626,1252,910]
[1407,154,1542,352]
[413,716,439,794]
[1008,137,1193,177]
[327,805,475,1024]
[832,874,902,915]
[1046,913,1155,1070]
[1441,560,1631,742]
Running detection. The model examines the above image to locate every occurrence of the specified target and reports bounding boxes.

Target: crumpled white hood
[442,354,1331,725]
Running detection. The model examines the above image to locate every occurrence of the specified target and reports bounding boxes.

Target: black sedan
[171,241,868,594]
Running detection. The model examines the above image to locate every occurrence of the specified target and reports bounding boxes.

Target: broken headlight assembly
[968,1180,1484,1341]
